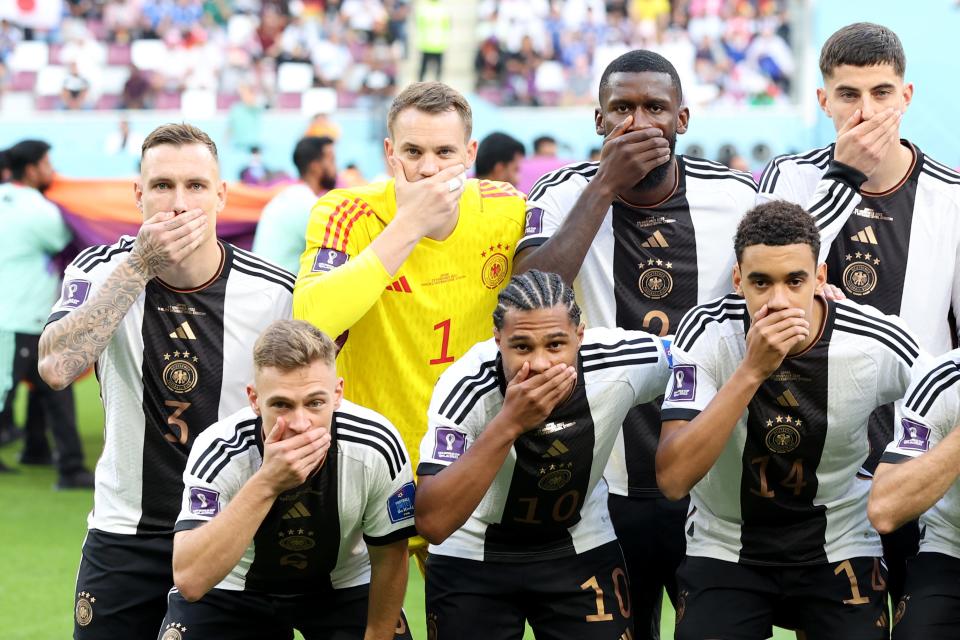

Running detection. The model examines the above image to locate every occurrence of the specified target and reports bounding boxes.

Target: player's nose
[172,185,189,214]
[419,157,439,178]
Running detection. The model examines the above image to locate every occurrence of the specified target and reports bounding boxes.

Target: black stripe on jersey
[809,181,858,231]
[73,244,109,270]
[527,161,598,202]
[515,235,548,255]
[905,359,960,410]
[834,306,920,366]
[583,356,659,374]
[231,259,295,293]
[879,451,912,465]
[233,248,297,286]
[580,336,658,360]
[437,359,497,418]
[759,146,831,193]
[683,158,757,191]
[191,419,259,481]
[674,296,747,352]
[336,412,407,479]
[920,160,960,185]
[76,238,135,273]
[907,364,960,418]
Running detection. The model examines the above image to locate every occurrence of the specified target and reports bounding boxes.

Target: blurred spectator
[61,63,91,110]
[588,146,601,162]
[533,135,558,158]
[305,112,341,141]
[476,132,525,187]
[252,135,337,273]
[311,30,353,87]
[122,63,155,109]
[415,0,451,81]
[340,162,368,188]
[239,145,288,185]
[104,116,145,161]
[228,83,265,150]
[475,37,506,89]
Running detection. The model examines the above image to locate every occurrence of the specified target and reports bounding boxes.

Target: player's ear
[576,322,585,345]
[333,377,344,410]
[816,87,830,117]
[216,180,227,214]
[732,263,743,296]
[246,384,260,415]
[676,106,690,135]
[815,262,827,289]
[383,137,394,161]
[902,82,914,111]
[465,139,478,169]
[594,108,604,136]
[494,328,502,348]
[134,180,144,215]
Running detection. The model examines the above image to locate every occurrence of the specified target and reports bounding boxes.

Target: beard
[634,131,677,191]
[320,173,337,191]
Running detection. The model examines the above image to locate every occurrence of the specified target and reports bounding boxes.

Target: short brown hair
[387,82,473,139]
[819,23,906,79]
[253,320,337,373]
[141,123,219,161]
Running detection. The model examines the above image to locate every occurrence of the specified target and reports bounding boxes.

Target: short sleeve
[514,172,578,255]
[881,357,960,465]
[626,331,673,406]
[46,242,126,325]
[174,433,240,532]
[660,340,720,423]
[362,432,418,546]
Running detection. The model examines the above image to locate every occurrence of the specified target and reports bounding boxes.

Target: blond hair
[141,122,219,161]
[253,320,337,373]
[387,82,472,139]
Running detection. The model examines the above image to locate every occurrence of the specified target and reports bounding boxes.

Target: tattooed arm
[38,210,208,390]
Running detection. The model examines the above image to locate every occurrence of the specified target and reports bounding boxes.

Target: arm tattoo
[39,256,149,385]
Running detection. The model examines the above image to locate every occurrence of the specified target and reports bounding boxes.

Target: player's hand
[820,283,846,301]
[833,108,901,178]
[129,209,209,279]
[742,305,810,379]
[500,362,578,437]
[391,158,466,239]
[258,416,332,495]
[594,116,672,196]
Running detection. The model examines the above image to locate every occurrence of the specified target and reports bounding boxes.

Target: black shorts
[674,555,889,640]
[425,540,632,640]
[160,584,412,640]
[892,551,960,640]
[608,494,688,640]
[74,529,174,640]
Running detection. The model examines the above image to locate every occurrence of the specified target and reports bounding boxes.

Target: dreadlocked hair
[493,270,581,330]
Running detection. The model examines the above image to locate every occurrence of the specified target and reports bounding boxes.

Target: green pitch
[0,376,792,639]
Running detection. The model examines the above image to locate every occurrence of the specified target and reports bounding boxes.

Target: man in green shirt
[0,140,91,488]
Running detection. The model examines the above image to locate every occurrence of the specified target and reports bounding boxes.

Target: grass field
[0,376,793,639]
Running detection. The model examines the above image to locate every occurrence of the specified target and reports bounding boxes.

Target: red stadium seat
[35,95,59,110]
[217,93,240,110]
[154,91,182,110]
[10,71,37,91]
[48,43,63,65]
[107,44,132,66]
[277,92,302,109]
[96,94,122,110]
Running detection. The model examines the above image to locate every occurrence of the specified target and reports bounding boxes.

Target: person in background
[253,136,337,274]
[475,132,525,188]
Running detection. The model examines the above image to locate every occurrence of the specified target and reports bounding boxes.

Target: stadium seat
[217,93,240,110]
[107,44,132,66]
[277,92,302,109]
[131,40,168,71]
[48,43,63,65]
[181,89,217,118]
[154,91,182,110]
[9,41,50,72]
[276,62,315,93]
[100,66,131,96]
[35,95,60,110]
[35,66,67,96]
[95,94,122,110]
[10,71,37,92]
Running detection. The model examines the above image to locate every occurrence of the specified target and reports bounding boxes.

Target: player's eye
[548,342,564,350]
[615,104,631,113]
[155,182,169,190]
[190,183,204,191]
[272,402,290,409]
[308,400,325,408]
[406,149,420,157]
[648,104,664,113]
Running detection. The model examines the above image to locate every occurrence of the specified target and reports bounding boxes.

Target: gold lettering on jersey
[635,216,677,229]
[536,421,576,436]
[842,254,880,296]
[162,352,199,394]
[156,303,206,316]
[538,462,573,490]
[75,591,95,627]
[279,528,315,551]
[280,553,308,570]
[161,623,186,640]
[853,206,894,222]
[480,245,509,289]
[771,371,810,383]
[422,272,466,287]
[638,260,674,300]
[763,414,802,454]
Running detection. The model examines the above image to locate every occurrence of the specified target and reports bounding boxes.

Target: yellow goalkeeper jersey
[295,178,526,469]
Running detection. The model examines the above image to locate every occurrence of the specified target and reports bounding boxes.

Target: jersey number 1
[430,319,455,365]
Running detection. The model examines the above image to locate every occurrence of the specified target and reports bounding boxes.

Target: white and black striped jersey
[418,327,671,562]
[47,238,294,535]
[174,402,416,593]
[517,157,757,498]
[758,142,960,356]
[662,295,925,566]
[881,349,960,560]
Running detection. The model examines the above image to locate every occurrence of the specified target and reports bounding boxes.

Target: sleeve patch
[188,487,220,517]
[667,365,697,402]
[524,208,544,235]
[387,481,416,523]
[311,248,349,272]
[897,419,931,452]
[433,427,467,461]
[60,279,92,308]
[660,337,673,368]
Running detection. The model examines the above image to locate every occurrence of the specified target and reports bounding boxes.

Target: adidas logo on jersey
[542,439,570,458]
[282,502,312,519]
[386,276,412,293]
[640,231,669,248]
[850,226,879,244]
[776,390,800,407]
[168,321,196,340]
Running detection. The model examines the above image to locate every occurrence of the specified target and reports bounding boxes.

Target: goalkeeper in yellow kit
[294,82,527,564]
